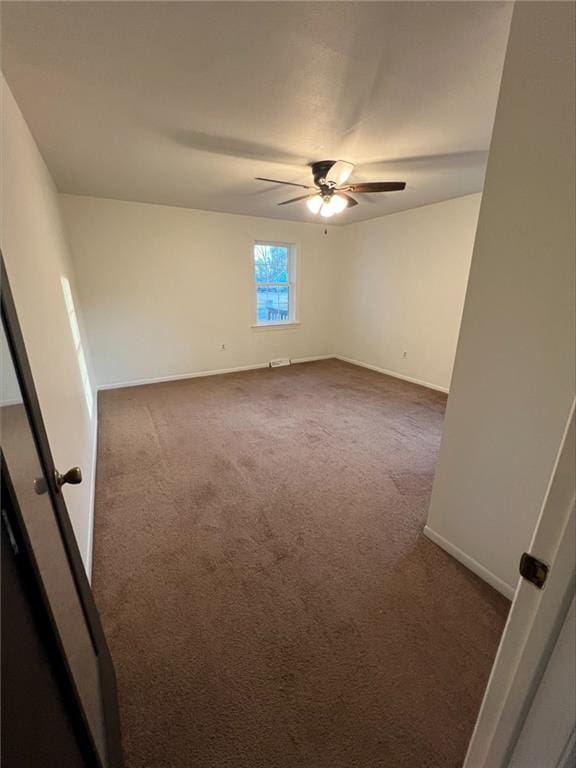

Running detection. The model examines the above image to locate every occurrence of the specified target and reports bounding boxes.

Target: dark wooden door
[1,485,88,768]
[0,254,123,768]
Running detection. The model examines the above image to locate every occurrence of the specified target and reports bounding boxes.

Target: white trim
[251,322,301,331]
[0,397,24,407]
[291,355,334,364]
[84,401,98,582]
[254,239,296,248]
[98,355,451,393]
[334,355,450,394]
[424,524,516,600]
[97,363,270,391]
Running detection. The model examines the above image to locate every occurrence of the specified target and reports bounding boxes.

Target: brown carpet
[93,359,508,768]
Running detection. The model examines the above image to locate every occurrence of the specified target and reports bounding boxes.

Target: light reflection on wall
[60,277,94,419]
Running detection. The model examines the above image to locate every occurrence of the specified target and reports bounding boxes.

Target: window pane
[256,286,290,323]
[254,244,289,284]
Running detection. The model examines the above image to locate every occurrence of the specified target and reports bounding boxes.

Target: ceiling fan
[256,160,406,217]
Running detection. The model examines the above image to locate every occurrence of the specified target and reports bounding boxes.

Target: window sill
[251,322,301,332]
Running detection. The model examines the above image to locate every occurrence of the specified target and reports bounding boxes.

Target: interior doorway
[0,255,123,768]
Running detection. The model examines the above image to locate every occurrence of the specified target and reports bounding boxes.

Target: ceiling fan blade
[278,194,316,206]
[341,194,358,207]
[344,181,406,193]
[326,160,355,186]
[255,176,312,189]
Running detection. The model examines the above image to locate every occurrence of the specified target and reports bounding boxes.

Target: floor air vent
[269,358,291,368]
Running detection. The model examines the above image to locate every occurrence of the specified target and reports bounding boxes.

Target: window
[253,242,296,325]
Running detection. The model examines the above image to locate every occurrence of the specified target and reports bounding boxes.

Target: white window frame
[252,241,299,329]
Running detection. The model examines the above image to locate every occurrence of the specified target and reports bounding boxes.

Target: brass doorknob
[54,467,83,489]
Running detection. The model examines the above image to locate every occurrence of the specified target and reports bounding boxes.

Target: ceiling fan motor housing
[311,160,337,189]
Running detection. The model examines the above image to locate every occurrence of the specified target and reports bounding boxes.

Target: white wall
[60,195,337,387]
[0,75,97,574]
[426,2,576,595]
[62,192,480,392]
[335,194,480,392]
[1,325,22,405]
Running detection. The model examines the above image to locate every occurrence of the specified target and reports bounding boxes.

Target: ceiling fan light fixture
[265,160,406,213]
[330,194,348,214]
[306,195,323,214]
[320,201,335,217]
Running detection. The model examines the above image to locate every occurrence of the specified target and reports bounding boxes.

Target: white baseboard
[334,355,449,394]
[84,402,98,583]
[0,397,24,407]
[97,357,341,391]
[98,362,270,391]
[424,524,515,600]
[97,355,449,394]
[291,355,335,364]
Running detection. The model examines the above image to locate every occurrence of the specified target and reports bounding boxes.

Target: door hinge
[519,552,549,589]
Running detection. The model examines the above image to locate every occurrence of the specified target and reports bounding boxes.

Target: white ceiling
[1,1,513,224]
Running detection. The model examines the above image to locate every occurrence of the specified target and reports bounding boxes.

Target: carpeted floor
[93,359,508,768]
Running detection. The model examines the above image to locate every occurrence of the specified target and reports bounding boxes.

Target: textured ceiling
[1,2,512,224]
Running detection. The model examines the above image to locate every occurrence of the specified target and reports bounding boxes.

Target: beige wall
[335,194,480,391]
[60,194,338,388]
[1,326,22,405]
[62,192,481,392]
[426,2,576,595]
[0,76,97,573]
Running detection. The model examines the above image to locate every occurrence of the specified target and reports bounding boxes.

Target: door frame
[1,253,123,767]
[2,455,100,766]
[464,399,575,768]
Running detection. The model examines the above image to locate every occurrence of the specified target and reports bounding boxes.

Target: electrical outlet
[402,350,408,359]
[219,343,226,351]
